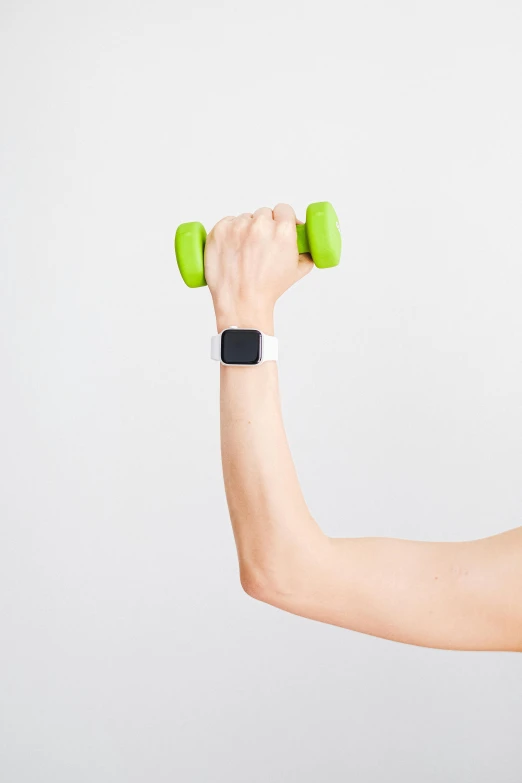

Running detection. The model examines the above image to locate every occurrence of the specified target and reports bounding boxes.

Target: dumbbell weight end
[174,221,207,288]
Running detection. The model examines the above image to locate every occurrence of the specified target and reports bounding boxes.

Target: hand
[204,203,314,334]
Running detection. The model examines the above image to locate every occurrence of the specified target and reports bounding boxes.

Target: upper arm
[256,526,522,652]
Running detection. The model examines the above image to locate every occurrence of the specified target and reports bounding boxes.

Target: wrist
[214,306,275,335]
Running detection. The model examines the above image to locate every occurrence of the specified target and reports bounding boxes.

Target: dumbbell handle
[296,223,311,255]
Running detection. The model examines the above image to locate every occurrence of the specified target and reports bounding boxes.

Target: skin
[204,203,522,652]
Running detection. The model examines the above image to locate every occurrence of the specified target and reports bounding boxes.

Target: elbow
[236,522,331,609]
[236,534,294,606]
[239,546,306,607]
[238,532,330,608]
[240,564,284,606]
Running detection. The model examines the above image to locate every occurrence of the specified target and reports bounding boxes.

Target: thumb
[296,255,314,280]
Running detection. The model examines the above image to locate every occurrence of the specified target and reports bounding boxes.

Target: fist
[204,203,313,332]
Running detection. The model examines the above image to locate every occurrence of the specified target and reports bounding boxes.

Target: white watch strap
[210,328,278,363]
[210,334,221,361]
[260,333,278,362]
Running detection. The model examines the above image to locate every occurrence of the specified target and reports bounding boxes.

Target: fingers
[253,207,273,219]
[217,205,296,224]
[273,202,296,224]
[211,205,300,239]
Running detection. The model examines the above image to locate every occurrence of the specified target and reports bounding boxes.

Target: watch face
[221,329,262,365]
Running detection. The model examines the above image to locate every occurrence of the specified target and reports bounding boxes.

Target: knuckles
[251,214,272,234]
[210,216,234,239]
[210,209,294,247]
[275,219,294,235]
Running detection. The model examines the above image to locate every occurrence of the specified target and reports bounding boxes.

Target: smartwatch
[211,327,278,366]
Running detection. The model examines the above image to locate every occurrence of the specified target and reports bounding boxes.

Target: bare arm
[204,203,522,652]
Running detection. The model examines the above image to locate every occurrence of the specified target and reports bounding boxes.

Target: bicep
[274,528,522,651]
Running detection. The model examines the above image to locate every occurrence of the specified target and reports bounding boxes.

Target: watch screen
[221,329,262,365]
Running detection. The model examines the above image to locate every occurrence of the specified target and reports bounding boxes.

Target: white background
[1,1,522,781]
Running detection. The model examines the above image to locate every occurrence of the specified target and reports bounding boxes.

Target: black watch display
[220,328,262,365]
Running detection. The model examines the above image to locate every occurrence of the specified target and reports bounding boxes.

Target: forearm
[220,350,328,596]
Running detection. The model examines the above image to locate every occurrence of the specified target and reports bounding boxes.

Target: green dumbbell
[174,201,342,288]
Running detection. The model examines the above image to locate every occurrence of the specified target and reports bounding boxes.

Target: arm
[204,203,522,652]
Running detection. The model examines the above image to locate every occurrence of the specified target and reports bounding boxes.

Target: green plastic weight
[174,201,342,288]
